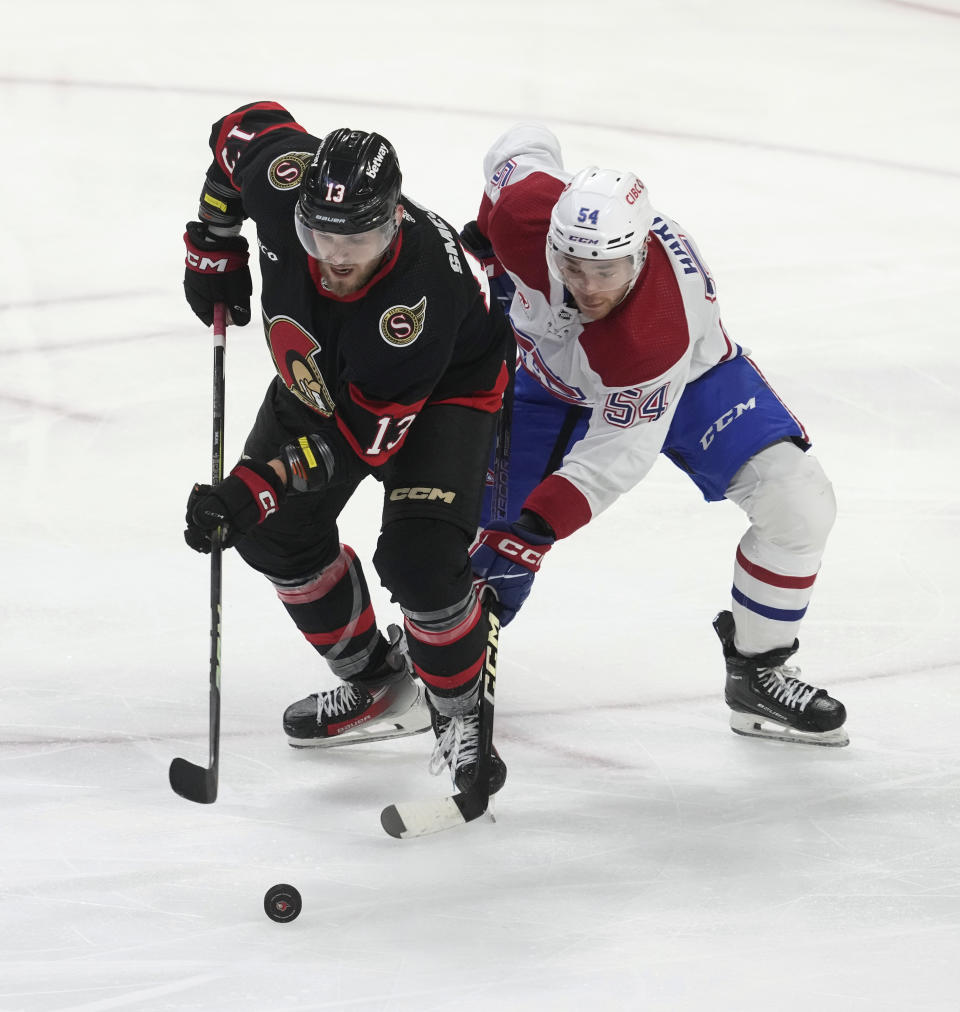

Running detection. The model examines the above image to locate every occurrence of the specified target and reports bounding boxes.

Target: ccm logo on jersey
[389,486,456,503]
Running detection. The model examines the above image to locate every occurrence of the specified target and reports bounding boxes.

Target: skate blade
[729,711,850,748]
[287,722,431,749]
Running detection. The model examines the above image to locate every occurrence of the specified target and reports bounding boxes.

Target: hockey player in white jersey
[463,123,848,747]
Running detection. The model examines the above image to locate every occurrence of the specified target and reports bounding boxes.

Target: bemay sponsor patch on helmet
[379,297,427,347]
[267,151,314,191]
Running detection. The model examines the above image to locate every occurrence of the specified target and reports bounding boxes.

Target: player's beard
[317,257,382,297]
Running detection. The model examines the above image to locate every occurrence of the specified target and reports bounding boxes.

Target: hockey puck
[264,883,302,923]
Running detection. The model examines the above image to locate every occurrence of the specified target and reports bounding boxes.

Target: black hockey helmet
[297,127,402,234]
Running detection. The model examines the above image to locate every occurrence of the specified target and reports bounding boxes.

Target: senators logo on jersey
[267,151,314,190]
[264,314,335,416]
[379,297,427,347]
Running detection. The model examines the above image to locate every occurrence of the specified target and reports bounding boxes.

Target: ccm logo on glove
[231,465,281,522]
[185,249,245,273]
[477,530,547,571]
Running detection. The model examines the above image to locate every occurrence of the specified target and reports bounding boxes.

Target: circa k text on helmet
[546,167,654,291]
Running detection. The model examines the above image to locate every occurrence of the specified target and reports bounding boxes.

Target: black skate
[283,625,431,748]
[428,697,507,795]
[713,610,849,747]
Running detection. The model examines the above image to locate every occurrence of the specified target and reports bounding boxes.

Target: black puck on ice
[264,883,302,923]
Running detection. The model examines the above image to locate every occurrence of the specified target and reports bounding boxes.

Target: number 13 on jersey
[365,412,417,456]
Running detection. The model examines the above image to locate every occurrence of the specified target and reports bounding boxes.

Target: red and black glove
[183,220,252,327]
[184,460,285,552]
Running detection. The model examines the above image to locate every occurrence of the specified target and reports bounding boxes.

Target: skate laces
[429,712,480,777]
[317,682,364,720]
[757,664,819,711]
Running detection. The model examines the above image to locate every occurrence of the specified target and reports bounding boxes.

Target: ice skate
[428,696,507,795]
[284,625,431,748]
[713,610,849,747]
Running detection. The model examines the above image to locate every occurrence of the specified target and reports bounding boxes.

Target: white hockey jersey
[478,124,742,540]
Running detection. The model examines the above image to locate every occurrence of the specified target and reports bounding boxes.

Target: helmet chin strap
[625,240,650,294]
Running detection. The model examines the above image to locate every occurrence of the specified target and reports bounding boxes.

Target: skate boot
[713,610,849,747]
[283,625,431,748]
[427,695,507,796]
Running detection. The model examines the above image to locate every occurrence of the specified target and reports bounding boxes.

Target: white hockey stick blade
[729,711,850,747]
[381,790,492,839]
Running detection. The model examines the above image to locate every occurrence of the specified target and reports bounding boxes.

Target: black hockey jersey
[197,101,510,470]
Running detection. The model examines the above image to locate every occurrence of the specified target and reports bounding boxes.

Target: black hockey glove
[459,220,515,315]
[183,220,252,327]
[184,460,286,552]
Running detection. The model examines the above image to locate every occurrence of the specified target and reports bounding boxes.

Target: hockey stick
[169,303,227,804]
[380,370,514,839]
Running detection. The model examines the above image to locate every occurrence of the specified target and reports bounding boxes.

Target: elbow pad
[281,434,336,492]
[197,168,246,231]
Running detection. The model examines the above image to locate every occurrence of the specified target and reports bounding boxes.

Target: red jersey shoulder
[480,171,564,297]
[579,240,690,387]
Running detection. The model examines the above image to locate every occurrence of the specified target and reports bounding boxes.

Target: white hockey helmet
[546,167,654,292]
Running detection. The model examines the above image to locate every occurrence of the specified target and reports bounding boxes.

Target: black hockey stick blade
[169,756,218,804]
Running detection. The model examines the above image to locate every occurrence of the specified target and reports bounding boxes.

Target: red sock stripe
[404,599,481,648]
[735,546,818,589]
[303,603,375,646]
[275,546,355,605]
[414,653,484,691]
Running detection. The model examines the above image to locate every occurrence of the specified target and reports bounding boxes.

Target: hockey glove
[470,519,554,626]
[459,220,515,315]
[183,220,252,327]
[184,460,285,552]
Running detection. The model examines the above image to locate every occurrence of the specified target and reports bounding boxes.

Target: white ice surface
[1,1,959,1009]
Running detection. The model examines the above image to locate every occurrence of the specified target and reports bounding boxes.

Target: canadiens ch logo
[379,296,427,347]
[267,151,314,190]
[264,314,335,416]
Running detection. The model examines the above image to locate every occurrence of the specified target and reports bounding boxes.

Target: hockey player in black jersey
[181,101,513,794]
